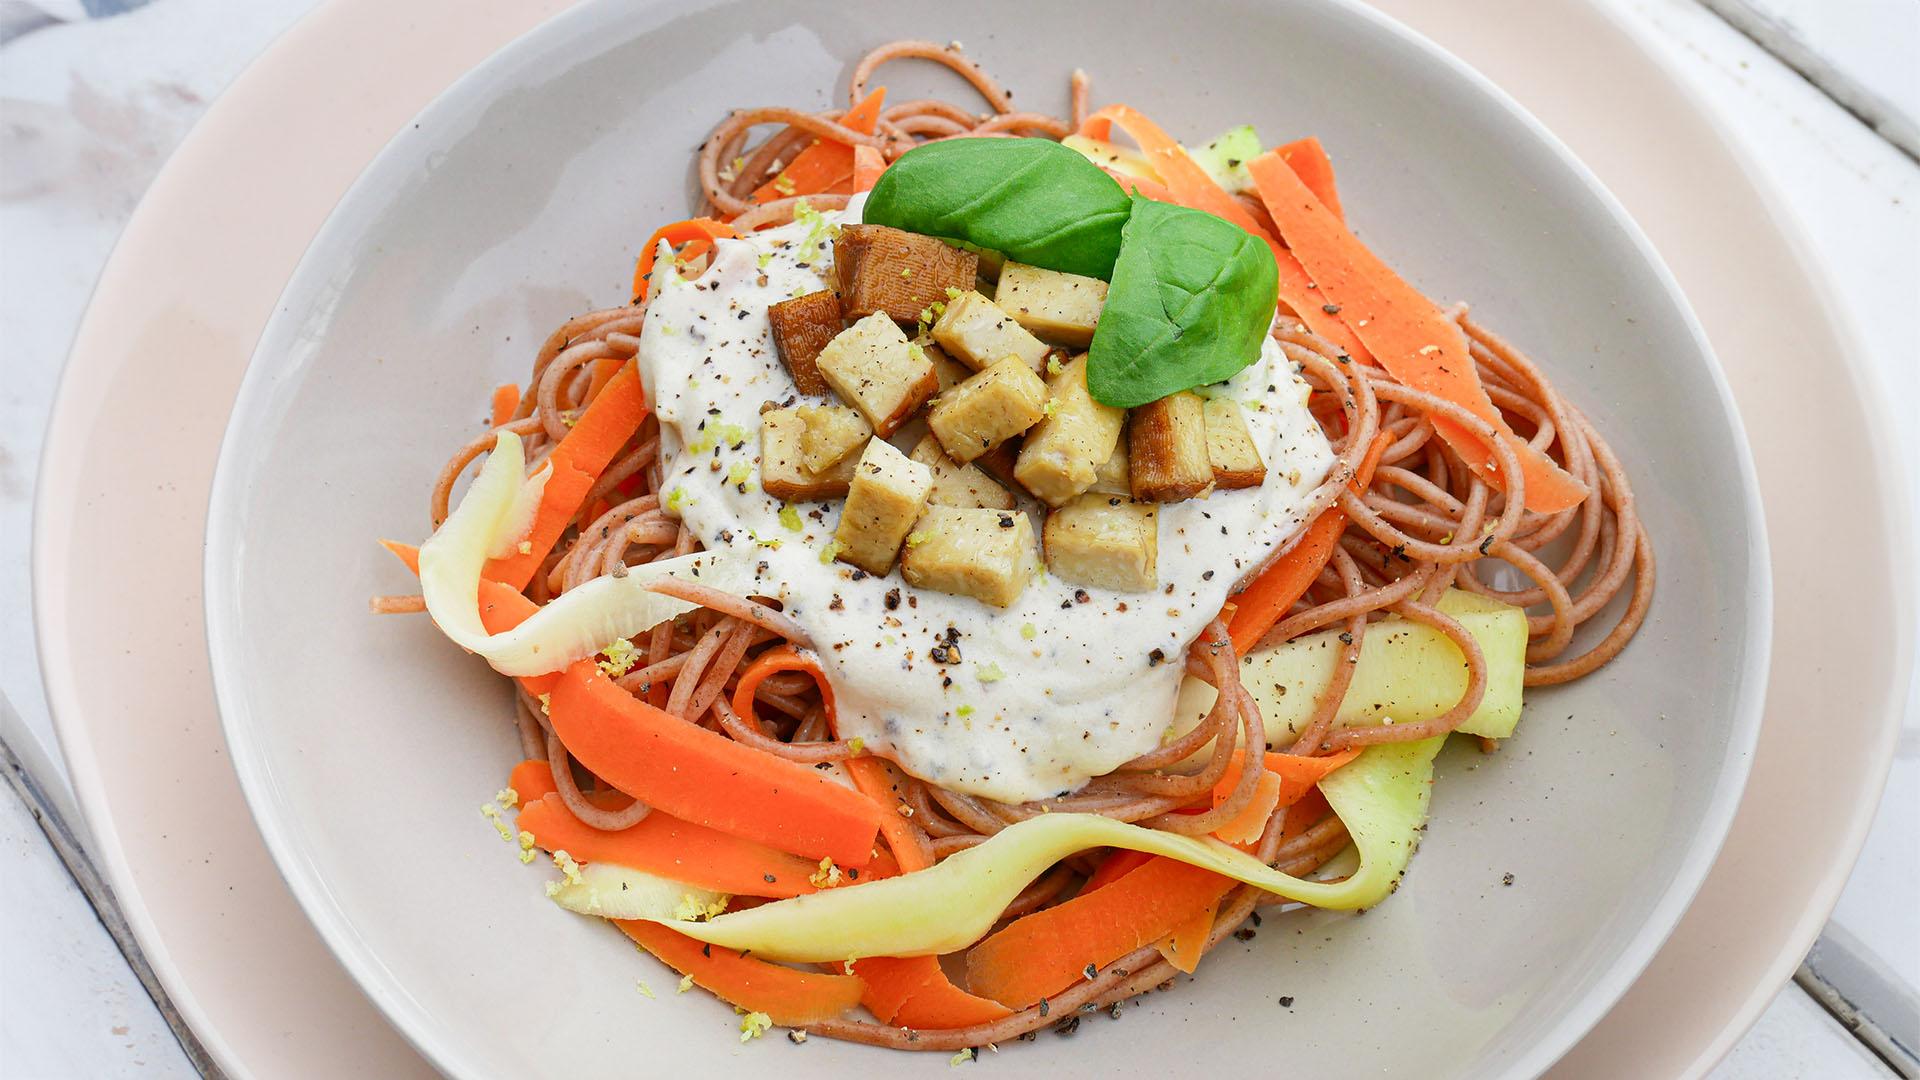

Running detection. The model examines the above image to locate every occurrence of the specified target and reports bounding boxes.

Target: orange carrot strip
[1277,136,1343,222]
[1226,430,1391,655]
[1247,151,1589,513]
[631,217,740,300]
[1082,105,1373,363]
[1209,768,1284,846]
[965,857,1239,1007]
[1080,848,1154,895]
[507,759,558,806]
[851,144,886,193]
[854,955,1013,1029]
[1280,788,1333,844]
[1211,749,1361,821]
[748,88,887,204]
[1154,894,1221,974]
[519,792,823,898]
[616,920,864,1026]
[481,362,649,591]
[489,383,521,427]
[549,661,883,867]
[583,356,623,403]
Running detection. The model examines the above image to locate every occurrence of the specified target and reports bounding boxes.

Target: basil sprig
[861,139,1276,407]
[863,138,1131,280]
[1087,196,1279,408]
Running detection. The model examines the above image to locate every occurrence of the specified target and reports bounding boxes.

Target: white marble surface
[0,0,1910,1076]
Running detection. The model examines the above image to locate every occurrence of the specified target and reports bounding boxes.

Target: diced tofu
[910,435,1015,510]
[814,312,939,437]
[833,437,933,574]
[1089,439,1131,497]
[1014,354,1126,506]
[930,289,1051,372]
[766,290,842,396]
[760,407,858,501]
[834,224,978,324]
[901,506,1037,608]
[972,247,1006,283]
[1130,392,1214,502]
[1043,494,1158,592]
[1202,398,1266,489]
[927,356,1048,464]
[993,262,1108,347]
[796,405,871,473]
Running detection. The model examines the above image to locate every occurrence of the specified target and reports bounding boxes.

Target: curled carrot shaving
[480,362,650,591]
[616,920,864,1026]
[489,383,520,427]
[747,87,887,205]
[631,217,739,301]
[1277,136,1343,222]
[1247,149,1589,513]
[1226,430,1391,655]
[851,144,887,193]
[519,792,823,898]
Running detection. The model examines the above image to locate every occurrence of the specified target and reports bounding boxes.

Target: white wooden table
[1,0,1912,1075]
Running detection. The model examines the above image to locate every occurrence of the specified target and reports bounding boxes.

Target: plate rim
[28,0,1905,1076]
[201,0,1770,1077]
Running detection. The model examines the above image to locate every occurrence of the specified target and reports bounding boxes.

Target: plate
[202,0,1771,1076]
[32,1,1910,1078]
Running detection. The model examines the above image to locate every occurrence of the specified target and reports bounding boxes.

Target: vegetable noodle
[376,40,1653,1052]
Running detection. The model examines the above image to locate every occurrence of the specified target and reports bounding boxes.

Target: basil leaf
[1087,195,1279,408]
[863,138,1132,280]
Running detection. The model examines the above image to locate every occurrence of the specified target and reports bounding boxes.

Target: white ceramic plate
[198,1,1773,1076]
[33,1,1911,1077]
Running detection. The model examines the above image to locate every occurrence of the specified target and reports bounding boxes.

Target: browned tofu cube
[766,290,842,396]
[1043,494,1158,592]
[832,437,933,574]
[760,407,858,501]
[993,262,1108,347]
[910,435,1015,510]
[1130,392,1214,502]
[796,405,871,473]
[834,224,978,324]
[927,356,1048,464]
[1014,354,1126,506]
[901,506,1037,608]
[815,313,939,437]
[930,289,1051,372]
[1089,439,1131,497]
[1202,398,1266,489]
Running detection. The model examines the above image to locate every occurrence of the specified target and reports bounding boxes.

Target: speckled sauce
[635,201,1334,803]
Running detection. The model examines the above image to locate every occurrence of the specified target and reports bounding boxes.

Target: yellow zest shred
[778,504,804,532]
[598,637,641,678]
[739,1011,773,1042]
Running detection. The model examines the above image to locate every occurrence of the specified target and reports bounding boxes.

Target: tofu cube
[1014,354,1126,506]
[766,290,842,396]
[910,435,1015,510]
[993,262,1108,347]
[1043,494,1158,592]
[1089,439,1131,497]
[901,506,1037,608]
[760,407,858,501]
[931,289,1051,372]
[796,405,871,473]
[815,312,939,437]
[927,356,1048,464]
[1130,392,1214,502]
[1202,398,1267,489]
[833,437,933,574]
[834,224,979,324]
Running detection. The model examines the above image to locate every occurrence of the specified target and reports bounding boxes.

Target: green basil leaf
[1087,195,1279,408]
[862,138,1132,280]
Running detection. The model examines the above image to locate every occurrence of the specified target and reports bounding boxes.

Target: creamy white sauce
[635,202,1334,803]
